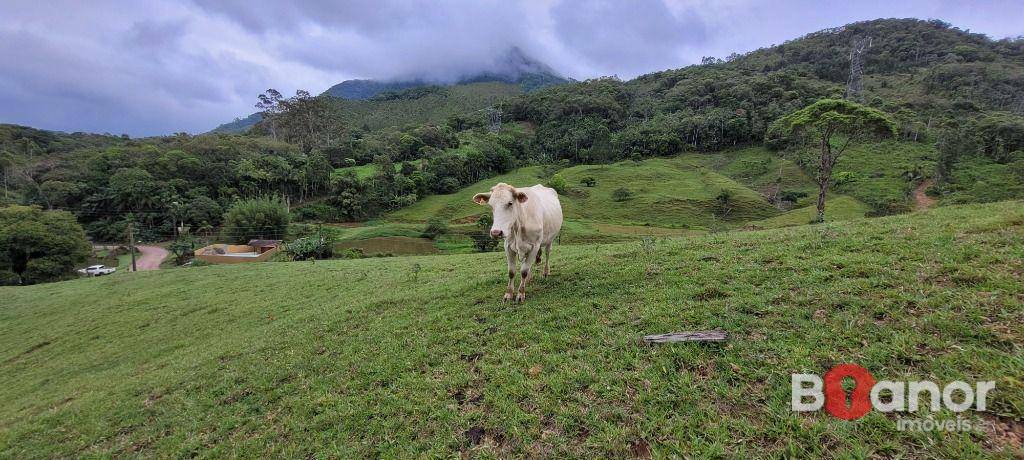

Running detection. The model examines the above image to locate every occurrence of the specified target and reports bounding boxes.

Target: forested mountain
[212,47,567,133]
[325,46,566,100]
[3,18,1023,246]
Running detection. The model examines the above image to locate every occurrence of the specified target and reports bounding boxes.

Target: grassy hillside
[750,195,872,229]
[388,157,779,229]
[386,149,887,232]
[1,202,1021,457]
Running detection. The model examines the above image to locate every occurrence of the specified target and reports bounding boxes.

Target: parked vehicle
[78,265,116,276]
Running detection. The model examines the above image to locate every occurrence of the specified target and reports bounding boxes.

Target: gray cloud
[0,0,1021,136]
[551,0,708,77]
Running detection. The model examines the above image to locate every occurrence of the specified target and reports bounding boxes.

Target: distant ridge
[211,47,567,133]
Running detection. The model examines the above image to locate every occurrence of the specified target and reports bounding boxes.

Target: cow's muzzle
[490,229,503,238]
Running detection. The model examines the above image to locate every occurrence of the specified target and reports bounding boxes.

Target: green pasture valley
[2,201,1021,457]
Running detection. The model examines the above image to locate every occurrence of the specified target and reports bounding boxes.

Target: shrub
[549,174,568,194]
[423,217,449,239]
[612,187,633,202]
[338,248,366,259]
[222,196,290,243]
[284,236,333,261]
[168,236,197,265]
[715,189,735,217]
[779,190,809,203]
[580,176,597,187]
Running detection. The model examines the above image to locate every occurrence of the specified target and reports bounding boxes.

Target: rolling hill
[1,201,1021,457]
[384,140,931,231]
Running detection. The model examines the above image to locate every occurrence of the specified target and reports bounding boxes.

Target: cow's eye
[506,201,513,207]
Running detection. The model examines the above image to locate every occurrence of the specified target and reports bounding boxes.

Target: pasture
[1,201,1021,457]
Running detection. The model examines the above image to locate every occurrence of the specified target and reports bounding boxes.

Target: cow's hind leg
[503,244,517,302]
[543,242,552,277]
[535,246,543,264]
[516,244,541,302]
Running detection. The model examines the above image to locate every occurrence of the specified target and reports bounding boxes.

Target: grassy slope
[389,156,779,231]
[1,202,1022,457]
[751,196,872,229]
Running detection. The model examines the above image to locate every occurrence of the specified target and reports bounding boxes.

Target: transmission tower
[845,36,872,102]
[487,107,502,133]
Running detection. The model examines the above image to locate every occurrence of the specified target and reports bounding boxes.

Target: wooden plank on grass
[642,330,728,344]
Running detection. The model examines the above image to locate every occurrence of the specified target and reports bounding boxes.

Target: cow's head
[473,183,528,239]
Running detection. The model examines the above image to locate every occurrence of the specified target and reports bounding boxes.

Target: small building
[247,239,281,254]
[194,240,281,264]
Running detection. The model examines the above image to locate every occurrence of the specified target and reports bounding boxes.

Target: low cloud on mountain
[1,0,1021,135]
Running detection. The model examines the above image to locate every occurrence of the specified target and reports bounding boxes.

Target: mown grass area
[1,201,1021,457]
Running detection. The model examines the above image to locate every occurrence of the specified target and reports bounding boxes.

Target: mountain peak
[321,47,565,100]
[494,46,560,80]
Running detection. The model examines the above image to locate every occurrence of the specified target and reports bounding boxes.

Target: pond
[335,236,439,256]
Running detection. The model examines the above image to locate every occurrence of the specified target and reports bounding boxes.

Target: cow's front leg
[503,243,517,302]
[516,244,541,302]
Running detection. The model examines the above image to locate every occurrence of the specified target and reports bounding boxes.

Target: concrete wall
[194,244,280,264]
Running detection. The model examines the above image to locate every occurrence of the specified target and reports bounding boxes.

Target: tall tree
[768,99,896,222]
[255,89,284,140]
[0,206,91,285]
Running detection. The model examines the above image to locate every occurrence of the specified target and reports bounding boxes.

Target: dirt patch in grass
[981,413,1023,453]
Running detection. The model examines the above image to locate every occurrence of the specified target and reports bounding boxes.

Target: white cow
[473,182,563,302]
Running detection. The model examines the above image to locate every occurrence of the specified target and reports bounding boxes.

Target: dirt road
[913,179,938,211]
[134,245,169,271]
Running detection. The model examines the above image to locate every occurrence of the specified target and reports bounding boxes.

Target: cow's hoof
[502,292,513,302]
[515,293,526,303]
[543,269,550,277]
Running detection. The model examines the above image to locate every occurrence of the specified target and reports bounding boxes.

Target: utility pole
[845,36,871,102]
[127,222,137,272]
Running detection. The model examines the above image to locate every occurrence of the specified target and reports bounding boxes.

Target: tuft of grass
[0,201,1021,457]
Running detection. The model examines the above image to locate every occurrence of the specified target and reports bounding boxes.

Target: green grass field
[354,141,935,247]
[389,156,780,230]
[2,201,1021,457]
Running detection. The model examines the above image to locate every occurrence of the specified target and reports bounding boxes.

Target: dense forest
[2,18,1022,249]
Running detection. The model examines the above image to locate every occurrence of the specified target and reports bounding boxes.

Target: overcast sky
[1,0,1022,136]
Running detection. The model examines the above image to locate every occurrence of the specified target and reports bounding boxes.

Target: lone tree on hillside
[768,99,896,223]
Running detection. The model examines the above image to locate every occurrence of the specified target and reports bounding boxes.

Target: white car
[78,265,116,276]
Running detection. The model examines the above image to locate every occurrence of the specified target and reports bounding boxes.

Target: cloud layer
[1,0,1021,136]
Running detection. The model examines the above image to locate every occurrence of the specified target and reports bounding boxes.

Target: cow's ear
[472,193,490,205]
[515,191,529,203]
